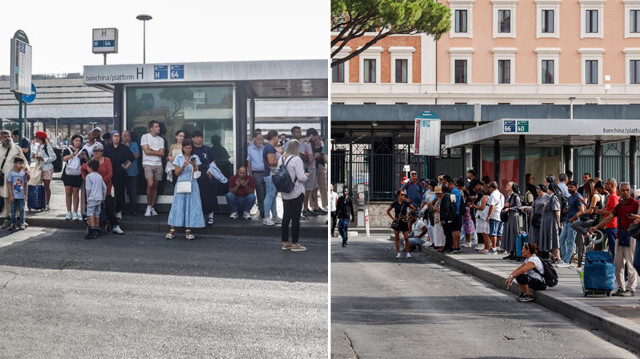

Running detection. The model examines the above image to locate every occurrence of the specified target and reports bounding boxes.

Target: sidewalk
[367,228,640,352]
[22,175,328,238]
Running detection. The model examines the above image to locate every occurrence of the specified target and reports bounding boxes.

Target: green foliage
[332,0,451,66]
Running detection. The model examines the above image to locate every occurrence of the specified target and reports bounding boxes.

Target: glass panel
[364,59,376,83]
[456,10,467,33]
[481,146,561,193]
[586,60,598,84]
[455,60,467,83]
[542,60,554,84]
[332,62,344,83]
[125,85,235,197]
[542,10,554,33]
[632,60,640,84]
[632,10,640,33]
[498,60,511,84]
[587,10,598,33]
[499,10,511,33]
[395,59,408,83]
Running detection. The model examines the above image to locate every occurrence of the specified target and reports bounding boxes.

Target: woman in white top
[166,130,185,183]
[330,184,339,236]
[34,131,57,211]
[471,184,491,253]
[505,242,547,302]
[278,139,309,251]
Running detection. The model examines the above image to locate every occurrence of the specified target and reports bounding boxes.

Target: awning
[445,118,640,148]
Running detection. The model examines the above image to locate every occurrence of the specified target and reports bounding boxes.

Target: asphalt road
[331,235,639,359]
[0,227,328,359]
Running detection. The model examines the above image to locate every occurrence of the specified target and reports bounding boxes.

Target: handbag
[628,223,640,239]
[500,210,509,223]
[176,181,192,194]
[532,213,542,228]
[390,220,400,230]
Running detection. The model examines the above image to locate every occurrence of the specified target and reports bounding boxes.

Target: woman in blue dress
[166,139,205,240]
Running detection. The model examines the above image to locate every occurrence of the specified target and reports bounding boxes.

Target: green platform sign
[517,120,529,133]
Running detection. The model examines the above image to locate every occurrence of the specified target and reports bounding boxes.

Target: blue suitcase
[515,233,529,258]
[27,184,46,211]
[583,251,615,296]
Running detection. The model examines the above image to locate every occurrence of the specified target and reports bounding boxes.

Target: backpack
[272,156,297,193]
[533,258,559,287]
[43,145,62,172]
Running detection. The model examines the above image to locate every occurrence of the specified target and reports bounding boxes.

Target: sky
[1,0,329,75]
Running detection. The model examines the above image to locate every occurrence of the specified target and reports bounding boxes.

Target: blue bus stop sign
[21,83,37,103]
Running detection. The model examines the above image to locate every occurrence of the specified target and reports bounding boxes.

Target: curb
[416,246,640,352]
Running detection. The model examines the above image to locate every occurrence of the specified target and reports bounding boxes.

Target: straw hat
[434,186,442,194]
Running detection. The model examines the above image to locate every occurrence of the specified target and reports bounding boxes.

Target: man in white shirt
[140,120,165,217]
[408,211,429,251]
[485,181,505,254]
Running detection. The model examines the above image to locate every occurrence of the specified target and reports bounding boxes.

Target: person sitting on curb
[225,166,255,220]
[504,243,547,302]
[408,211,428,251]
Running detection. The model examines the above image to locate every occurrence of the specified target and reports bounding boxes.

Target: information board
[92,28,118,54]
[414,115,441,156]
[10,36,32,94]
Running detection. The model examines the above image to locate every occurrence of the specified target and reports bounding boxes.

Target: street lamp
[136,14,152,64]
[568,96,576,120]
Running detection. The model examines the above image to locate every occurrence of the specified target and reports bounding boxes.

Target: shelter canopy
[445,118,640,148]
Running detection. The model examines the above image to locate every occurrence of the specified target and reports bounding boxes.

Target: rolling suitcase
[582,251,615,296]
[515,232,529,259]
[27,184,46,211]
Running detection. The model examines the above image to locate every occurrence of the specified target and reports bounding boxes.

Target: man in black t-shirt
[11,130,30,164]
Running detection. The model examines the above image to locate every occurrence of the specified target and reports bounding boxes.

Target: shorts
[515,274,546,290]
[62,172,82,188]
[87,200,102,217]
[303,167,318,191]
[42,169,53,181]
[143,165,163,181]
[489,219,504,237]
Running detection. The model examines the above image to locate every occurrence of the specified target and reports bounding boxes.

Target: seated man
[408,211,428,251]
[225,166,255,220]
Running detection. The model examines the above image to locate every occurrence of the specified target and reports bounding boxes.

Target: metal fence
[573,141,638,186]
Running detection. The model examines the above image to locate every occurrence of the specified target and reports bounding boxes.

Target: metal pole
[563,145,572,175]
[594,140,602,179]
[519,135,526,197]
[143,20,146,64]
[18,98,23,139]
[630,136,637,190]
[104,53,107,65]
[494,140,500,185]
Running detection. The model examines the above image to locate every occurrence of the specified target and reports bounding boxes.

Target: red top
[81,158,113,195]
[604,192,620,229]
[611,197,639,232]
[228,175,255,198]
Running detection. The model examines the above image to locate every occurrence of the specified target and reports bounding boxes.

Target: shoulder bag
[175,160,193,194]
[0,147,10,186]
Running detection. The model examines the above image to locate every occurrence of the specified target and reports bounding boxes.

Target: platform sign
[517,120,529,133]
[170,65,184,80]
[154,65,168,80]
[504,120,516,133]
[414,111,441,156]
[92,28,118,53]
[10,31,32,95]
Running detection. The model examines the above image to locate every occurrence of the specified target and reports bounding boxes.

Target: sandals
[165,229,176,240]
[185,230,195,240]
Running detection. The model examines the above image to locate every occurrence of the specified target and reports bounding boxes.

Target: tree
[331,0,451,67]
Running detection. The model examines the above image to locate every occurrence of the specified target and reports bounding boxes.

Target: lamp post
[136,14,152,64]
[568,96,576,120]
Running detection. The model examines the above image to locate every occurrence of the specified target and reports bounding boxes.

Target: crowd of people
[368,169,640,301]
[0,123,329,250]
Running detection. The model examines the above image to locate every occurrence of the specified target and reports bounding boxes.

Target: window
[632,10,640,33]
[455,60,467,83]
[498,10,511,33]
[498,60,511,84]
[541,60,554,84]
[585,60,598,84]
[455,10,468,33]
[363,59,376,83]
[395,59,408,83]
[580,0,604,38]
[542,10,554,33]
[631,60,640,84]
[332,62,344,83]
[586,10,598,33]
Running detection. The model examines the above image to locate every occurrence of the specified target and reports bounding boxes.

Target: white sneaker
[395,253,402,259]
[116,212,122,220]
[475,244,485,251]
[72,212,79,221]
[144,207,152,217]
[44,205,50,211]
[151,208,158,216]
[242,212,252,220]
[112,225,124,235]
[406,253,412,258]
[65,212,73,220]
[207,215,214,225]
[230,212,239,219]
[272,217,282,224]
[556,261,570,268]
[263,218,275,226]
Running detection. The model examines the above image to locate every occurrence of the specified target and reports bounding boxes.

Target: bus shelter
[445,118,640,191]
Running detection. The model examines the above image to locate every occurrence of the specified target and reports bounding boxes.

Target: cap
[35,131,47,140]
[410,170,417,175]
[93,142,104,151]
[93,127,103,132]
[434,186,442,194]
[112,130,120,135]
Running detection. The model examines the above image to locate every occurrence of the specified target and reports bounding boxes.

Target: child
[7,157,28,230]
[85,159,106,239]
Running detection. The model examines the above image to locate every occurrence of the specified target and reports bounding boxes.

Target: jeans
[254,173,266,216]
[635,235,640,274]
[126,176,138,213]
[606,228,617,262]
[225,192,256,214]
[263,176,278,219]
[559,221,576,263]
[10,199,24,225]
[338,217,350,244]
[282,193,304,243]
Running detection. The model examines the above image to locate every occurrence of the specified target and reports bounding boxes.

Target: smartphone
[627,213,635,218]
